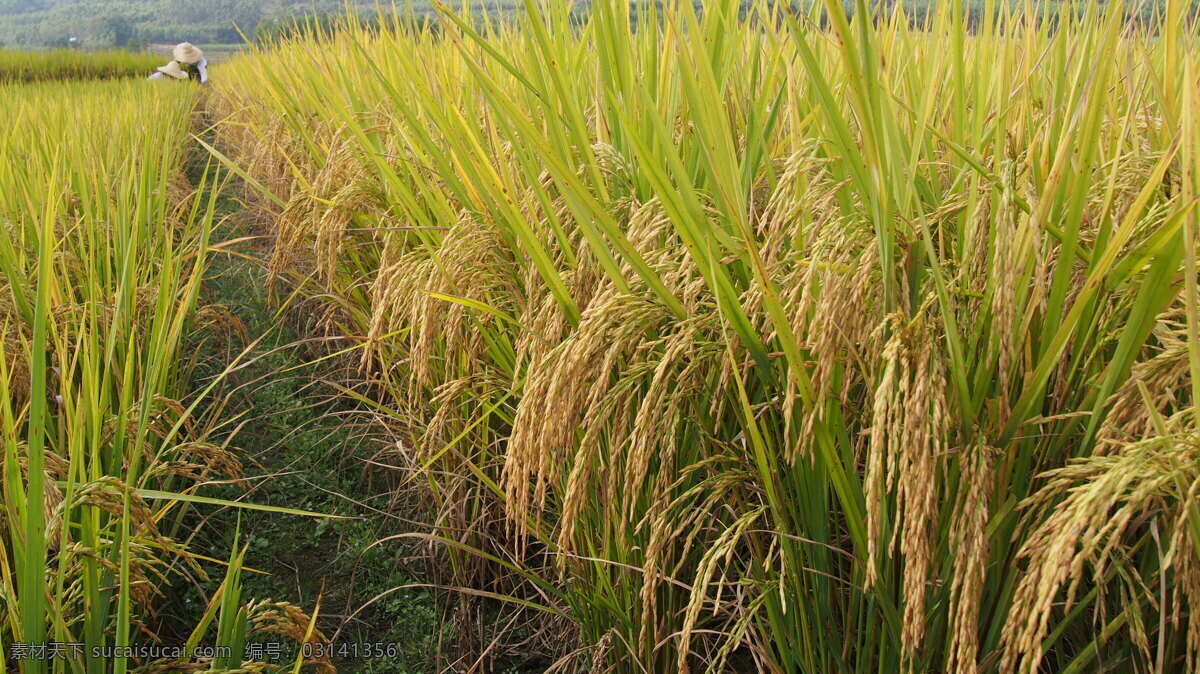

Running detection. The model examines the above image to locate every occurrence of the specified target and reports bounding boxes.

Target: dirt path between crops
[149,97,445,673]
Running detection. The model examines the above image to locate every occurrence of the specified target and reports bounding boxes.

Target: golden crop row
[206,0,1200,671]
[0,80,254,674]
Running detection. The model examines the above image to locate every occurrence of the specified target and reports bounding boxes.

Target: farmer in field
[147,43,208,84]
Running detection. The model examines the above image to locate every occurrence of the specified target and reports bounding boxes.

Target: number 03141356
[301,642,402,659]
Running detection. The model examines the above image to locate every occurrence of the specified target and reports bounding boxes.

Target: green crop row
[0,49,163,83]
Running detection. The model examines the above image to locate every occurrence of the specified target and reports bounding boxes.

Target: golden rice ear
[245,600,335,672]
[999,405,1200,674]
[1,337,28,411]
[862,312,950,669]
[946,442,998,674]
[1097,311,1192,452]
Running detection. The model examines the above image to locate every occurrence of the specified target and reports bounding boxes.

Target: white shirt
[147,58,208,84]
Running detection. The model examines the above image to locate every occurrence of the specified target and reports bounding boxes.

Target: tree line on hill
[0,1,1195,53]
[0,0,386,48]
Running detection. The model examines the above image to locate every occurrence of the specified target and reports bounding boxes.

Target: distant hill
[0,0,417,48]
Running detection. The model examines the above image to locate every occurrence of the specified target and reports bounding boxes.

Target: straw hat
[155,61,188,79]
[172,42,204,64]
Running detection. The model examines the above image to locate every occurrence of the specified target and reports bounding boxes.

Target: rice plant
[0,80,217,673]
[205,0,1200,670]
[0,80,331,673]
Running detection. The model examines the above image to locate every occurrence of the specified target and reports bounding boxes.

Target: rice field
[0,80,331,672]
[0,49,162,83]
[0,79,214,669]
[206,0,1200,671]
[3,0,1200,671]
